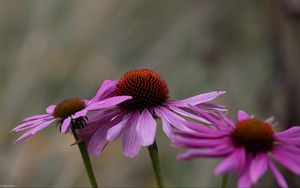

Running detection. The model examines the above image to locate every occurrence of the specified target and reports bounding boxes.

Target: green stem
[71,125,99,188]
[147,141,165,188]
[221,174,228,188]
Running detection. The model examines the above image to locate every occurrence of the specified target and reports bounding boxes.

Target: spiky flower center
[115,69,169,111]
[52,98,86,119]
[231,118,274,155]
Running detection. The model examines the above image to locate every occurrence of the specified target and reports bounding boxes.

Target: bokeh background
[1,0,300,187]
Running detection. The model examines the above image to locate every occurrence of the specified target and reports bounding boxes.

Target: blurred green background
[1,0,300,187]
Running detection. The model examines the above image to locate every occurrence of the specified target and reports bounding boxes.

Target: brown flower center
[231,118,274,155]
[115,69,169,111]
[52,98,86,119]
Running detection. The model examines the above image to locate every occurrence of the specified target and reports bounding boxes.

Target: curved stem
[71,125,99,188]
[221,174,228,188]
[147,141,165,188]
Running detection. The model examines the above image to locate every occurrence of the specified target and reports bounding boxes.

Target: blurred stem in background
[221,174,228,188]
[71,123,99,188]
[148,141,165,188]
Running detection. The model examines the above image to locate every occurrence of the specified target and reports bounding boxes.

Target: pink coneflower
[84,68,226,157]
[174,107,300,188]
[11,80,131,143]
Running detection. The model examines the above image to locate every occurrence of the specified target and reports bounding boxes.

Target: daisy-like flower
[174,107,300,188]
[84,68,226,157]
[11,81,131,143]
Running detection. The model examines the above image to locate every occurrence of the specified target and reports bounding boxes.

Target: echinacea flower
[83,68,226,157]
[174,107,300,188]
[11,81,131,143]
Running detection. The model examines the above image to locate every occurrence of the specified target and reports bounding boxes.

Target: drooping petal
[88,126,110,156]
[268,159,288,188]
[12,117,52,132]
[61,117,71,133]
[14,119,58,143]
[173,137,231,148]
[122,113,142,158]
[275,126,300,138]
[189,106,229,131]
[168,105,211,124]
[72,110,88,119]
[271,149,300,175]
[155,107,188,130]
[176,145,235,160]
[172,91,226,107]
[238,167,251,188]
[215,148,246,175]
[46,105,56,113]
[22,114,51,122]
[89,80,118,104]
[86,96,132,111]
[249,153,268,183]
[136,109,156,146]
[106,115,128,141]
[237,110,250,121]
[161,117,173,138]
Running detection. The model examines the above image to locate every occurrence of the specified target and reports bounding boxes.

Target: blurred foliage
[0,0,300,187]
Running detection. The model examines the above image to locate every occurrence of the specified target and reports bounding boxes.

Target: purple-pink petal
[46,105,56,113]
[268,159,288,188]
[122,113,142,158]
[61,117,71,133]
[14,119,58,143]
[88,126,110,156]
[86,96,132,111]
[169,106,210,124]
[136,109,156,146]
[106,116,128,141]
[215,148,246,175]
[173,91,226,107]
[275,126,300,138]
[22,114,51,122]
[249,152,268,183]
[271,149,300,175]
[237,110,250,121]
[89,80,118,104]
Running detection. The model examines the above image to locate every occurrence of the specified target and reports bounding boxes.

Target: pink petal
[249,153,268,183]
[275,126,300,138]
[215,148,246,175]
[189,106,228,130]
[86,96,132,111]
[14,119,58,143]
[12,117,51,132]
[155,107,187,130]
[61,117,71,133]
[89,80,118,104]
[169,106,211,124]
[161,117,173,138]
[122,113,142,158]
[106,116,128,141]
[238,167,251,188]
[272,149,300,175]
[72,110,88,119]
[88,126,109,156]
[237,110,250,121]
[22,114,51,122]
[177,145,234,160]
[174,137,230,148]
[173,91,226,107]
[136,109,157,146]
[268,160,288,188]
[46,105,56,113]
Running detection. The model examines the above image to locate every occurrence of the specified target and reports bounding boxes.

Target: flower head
[82,68,226,157]
[11,81,131,143]
[174,107,300,188]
